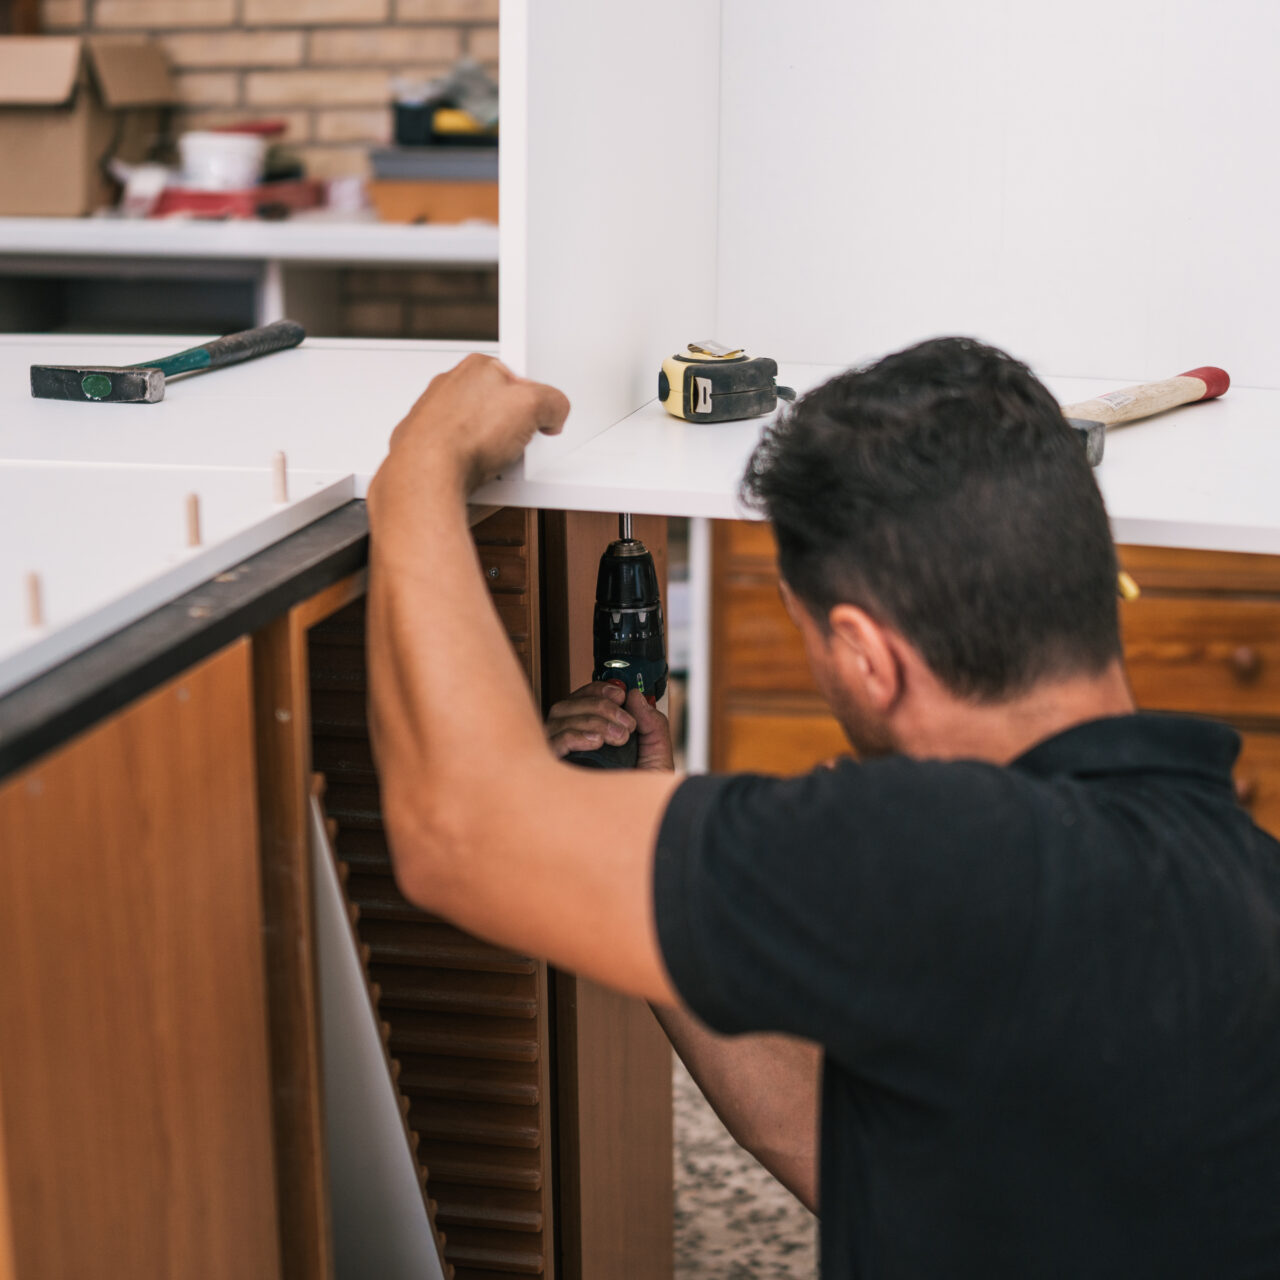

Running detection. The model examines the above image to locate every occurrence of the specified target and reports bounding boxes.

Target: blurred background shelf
[0,216,498,337]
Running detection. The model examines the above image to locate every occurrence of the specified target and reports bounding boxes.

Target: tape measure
[658,341,796,423]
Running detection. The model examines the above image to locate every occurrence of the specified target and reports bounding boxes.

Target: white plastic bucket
[178,132,267,191]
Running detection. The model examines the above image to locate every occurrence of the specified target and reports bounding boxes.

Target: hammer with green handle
[29,319,306,404]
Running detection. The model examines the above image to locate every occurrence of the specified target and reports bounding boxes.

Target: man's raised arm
[365,354,682,1004]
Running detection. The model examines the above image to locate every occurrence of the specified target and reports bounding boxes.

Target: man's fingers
[626,689,667,734]
[625,689,675,772]
[549,729,605,758]
[565,680,627,705]
[518,379,570,436]
[546,710,634,743]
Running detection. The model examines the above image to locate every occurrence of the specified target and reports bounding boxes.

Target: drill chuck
[590,538,667,701]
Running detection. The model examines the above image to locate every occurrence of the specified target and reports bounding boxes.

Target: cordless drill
[566,514,667,770]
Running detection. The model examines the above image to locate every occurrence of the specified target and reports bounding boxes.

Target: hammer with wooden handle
[1062,366,1230,466]
[29,319,306,404]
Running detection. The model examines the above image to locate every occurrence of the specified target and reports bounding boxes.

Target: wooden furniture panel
[1234,732,1280,836]
[717,573,817,695]
[720,708,850,775]
[308,509,555,1280]
[1119,546,1280,594]
[0,639,281,1280]
[253,574,369,1280]
[540,509,674,1280]
[1120,596,1280,718]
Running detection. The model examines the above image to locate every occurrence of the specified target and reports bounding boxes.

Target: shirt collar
[1010,712,1241,788]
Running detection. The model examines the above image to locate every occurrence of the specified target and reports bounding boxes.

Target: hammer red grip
[1179,367,1230,400]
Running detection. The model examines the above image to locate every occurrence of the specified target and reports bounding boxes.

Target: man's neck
[893,660,1136,766]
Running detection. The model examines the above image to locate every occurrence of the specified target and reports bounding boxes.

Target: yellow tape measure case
[658,344,793,423]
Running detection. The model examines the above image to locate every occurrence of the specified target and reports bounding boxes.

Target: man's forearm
[364,359,681,1003]
[653,1003,821,1212]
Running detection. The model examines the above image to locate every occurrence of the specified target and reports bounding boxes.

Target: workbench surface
[0,335,487,694]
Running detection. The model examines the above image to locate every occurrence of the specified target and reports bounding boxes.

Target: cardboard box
[367,180,498,225]
[0,36,175,217]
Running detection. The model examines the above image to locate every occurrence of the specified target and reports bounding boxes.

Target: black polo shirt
[654,714,1280,1278]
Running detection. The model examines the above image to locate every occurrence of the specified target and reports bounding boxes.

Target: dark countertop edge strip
[0,500,370,779]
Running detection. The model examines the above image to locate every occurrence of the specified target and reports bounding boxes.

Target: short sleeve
[653,759,1042,1090]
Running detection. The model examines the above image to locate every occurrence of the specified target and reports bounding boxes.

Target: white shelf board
[0,216,498,266]
[0,335,494,488]
[0,459,353,696]
[480,362,1280,558]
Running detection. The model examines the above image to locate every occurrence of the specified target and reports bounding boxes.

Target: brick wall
[40,0,499,180]
[341,266,497,339]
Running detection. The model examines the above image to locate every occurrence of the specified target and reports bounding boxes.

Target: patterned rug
[673,1057,818,1277]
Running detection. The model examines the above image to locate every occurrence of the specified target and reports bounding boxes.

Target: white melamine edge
[482,364,1280,557]
[0,217,498,266]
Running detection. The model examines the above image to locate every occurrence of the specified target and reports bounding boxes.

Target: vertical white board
[501,0,724,472]
[717,0,1280,385]
[310,799,447,1280]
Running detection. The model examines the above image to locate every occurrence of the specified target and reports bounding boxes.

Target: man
[366,337,1280,1277]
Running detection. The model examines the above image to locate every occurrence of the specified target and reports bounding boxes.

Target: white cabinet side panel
[502,0,723,475]
[717,0,1280,387]
[310,799,447,1280]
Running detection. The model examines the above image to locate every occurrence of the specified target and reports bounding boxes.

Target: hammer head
[30,365,165,404]
[1066,417,1105,467]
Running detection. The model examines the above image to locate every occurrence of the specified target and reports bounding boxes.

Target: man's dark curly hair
[741,336,1121,701]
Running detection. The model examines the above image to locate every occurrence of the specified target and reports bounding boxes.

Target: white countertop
[0,216,499,266]
[4,334,1279,693]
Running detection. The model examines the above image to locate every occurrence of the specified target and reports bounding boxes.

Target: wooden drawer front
[1120,544,1280,594]
[719,708,849,775]
[1122,597,1280,718]
[718,517,778,564]
[1234,732,1280,840]
[717,576,816,694]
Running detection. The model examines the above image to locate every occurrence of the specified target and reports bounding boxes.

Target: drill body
[567,529,667,770]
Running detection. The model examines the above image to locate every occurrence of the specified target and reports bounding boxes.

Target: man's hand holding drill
[546,682,675,772]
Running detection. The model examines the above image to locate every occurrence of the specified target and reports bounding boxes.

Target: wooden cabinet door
[0,639,281,1280]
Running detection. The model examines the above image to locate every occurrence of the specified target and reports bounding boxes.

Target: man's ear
[826,603,904,712]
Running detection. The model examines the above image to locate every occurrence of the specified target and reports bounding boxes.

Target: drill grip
[565,735,639,770]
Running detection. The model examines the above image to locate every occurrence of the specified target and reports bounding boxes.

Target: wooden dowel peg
[272,451,289,504]
[185,493,202,548]
[24,572,44,628]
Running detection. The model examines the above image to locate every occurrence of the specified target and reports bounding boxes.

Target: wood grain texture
[309,510,554,1280]
[253,595,340,1280]
[1059,375,1214,428]
[1120,545,1280,594]
[1234,732,1280,836]
[542,510,673,1280]
[0,639,281,1280]
[1121,596,1280,718]
[710,525,1280,841]
[0,1074,13,1280]
[719,706,849,775]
